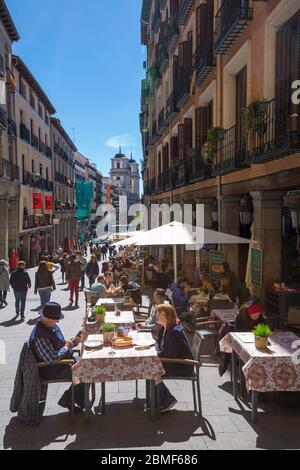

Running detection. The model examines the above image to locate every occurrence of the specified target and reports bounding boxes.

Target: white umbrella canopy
[134,221,250,282]
[134,221,250,246]
[113,231,145,247]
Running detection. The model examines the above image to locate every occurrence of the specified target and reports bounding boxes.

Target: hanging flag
[45,195,53,211]
[33,193,42,209]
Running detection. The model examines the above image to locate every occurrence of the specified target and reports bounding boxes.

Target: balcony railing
[39,140,46,155]
[212,125,247,175]
[8,118,17,139]
[24,172,53,191]
[214,0,253,55]
[152,1,161,33]
[157,107,166,134]
[246,97,300,164]
[31,133,39,150]
[23,214,52,230]
[178,0,194,26]
[193,40,215,86]
[0,106,7,129]
[175,162,186,187]
[166,16,180,53]
[165,92,178,125]
[189,157,212,183]
[150,120,157,144]
[20,123,30,143]
[1,158,19,180]
[46,147,52,159]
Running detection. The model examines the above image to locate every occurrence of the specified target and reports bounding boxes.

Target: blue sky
[7,0,145,176]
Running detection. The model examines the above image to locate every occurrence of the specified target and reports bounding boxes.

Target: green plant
[207,127,224,159]
[101,323,116,333]
[253,324,272,338]
[95,305,107,315]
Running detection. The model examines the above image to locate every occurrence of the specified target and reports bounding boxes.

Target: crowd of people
[8,238,268,420]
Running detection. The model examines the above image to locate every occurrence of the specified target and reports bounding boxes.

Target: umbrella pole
[173,244,177,283]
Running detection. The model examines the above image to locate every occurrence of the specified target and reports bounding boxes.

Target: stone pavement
[0,265,300,450]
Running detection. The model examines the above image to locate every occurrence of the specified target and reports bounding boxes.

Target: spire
[119,145,121,154]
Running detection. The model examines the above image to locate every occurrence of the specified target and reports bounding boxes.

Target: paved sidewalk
[0,266,300,450]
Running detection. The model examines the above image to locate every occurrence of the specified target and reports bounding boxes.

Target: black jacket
[157,324,194,378]
[34,269,56,293]
[10,269,31,292]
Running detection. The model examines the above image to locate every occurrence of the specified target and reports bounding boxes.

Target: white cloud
[106,134,134,150]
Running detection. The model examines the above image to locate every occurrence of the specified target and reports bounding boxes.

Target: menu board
[210,250,225,281]
[251,248,263,287]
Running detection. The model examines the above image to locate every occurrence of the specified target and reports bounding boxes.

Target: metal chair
[84,289,99,309]
[159,330,216,416]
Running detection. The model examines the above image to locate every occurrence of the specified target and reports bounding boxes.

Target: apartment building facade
[0,0,20,261]
[140,0,300,302]
[51,117,77,250]
[13,55,55,266]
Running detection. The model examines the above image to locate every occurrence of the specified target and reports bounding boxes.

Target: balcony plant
[253,323,272,350]
[94,305,106,323]
[101,323,116,345]
[187,148,202,159]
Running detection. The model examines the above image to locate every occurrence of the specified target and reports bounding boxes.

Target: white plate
[134,338,156,347]
[84,339,103,349]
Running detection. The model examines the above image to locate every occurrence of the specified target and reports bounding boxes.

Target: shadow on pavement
[3,403,215,450]
[62,305,80,311]
[0,317,24,328]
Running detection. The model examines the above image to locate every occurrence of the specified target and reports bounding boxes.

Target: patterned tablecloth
[211,309,238,324]
[72,332,165,385]
[82,311,135,335]
[220,332,300,393]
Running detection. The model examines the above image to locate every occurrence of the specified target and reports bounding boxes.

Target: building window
[31,159,34,173]
[38,103,43,119]
[30,93,35,109]
[19,80,27,100]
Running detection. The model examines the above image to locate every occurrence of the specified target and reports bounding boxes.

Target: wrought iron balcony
[174,162,187,187]
[150,120,157,144]
[212,125,248,175]
[214,0,253,55]
[1,158,19,180]
[0,106,7,129]
[157,107,166,134]
[23,214,52,230]
[46,147,52,159]
[152,0,161,33]
[31,133,39,150]
[246,97,300,164]
[39,141,46,155]
[20,123,30,143]
[166,16,179,53]
[193,41,215,86]
[189,157,212,183]
[178,0,194,26]
[8,118,17,139]
[165,92,178,125]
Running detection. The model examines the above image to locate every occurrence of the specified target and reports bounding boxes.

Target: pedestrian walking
[59,253,68,284]
[86,255,100,288]
[66,254,83,307]
[9,249,17,273]
[0,260,10,307]
[77,251,87,290]
[34,261,56,311]
[9,261,31,319]
[101,245,107,261]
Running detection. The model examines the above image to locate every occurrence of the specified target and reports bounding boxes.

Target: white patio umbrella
[134,221,250,282]
[112,231,145,247]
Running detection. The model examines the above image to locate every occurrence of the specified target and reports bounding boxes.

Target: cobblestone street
[0,266,299,450]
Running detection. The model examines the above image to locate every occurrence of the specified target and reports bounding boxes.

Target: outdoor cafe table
[220,331,300,422]
[211,309,238,324]
[72,332,165,422]
[82,311,135,335]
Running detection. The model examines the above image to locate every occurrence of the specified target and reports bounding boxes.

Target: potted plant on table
[253,323,272,349]
[101,323,116,345]
[94,305,107,323]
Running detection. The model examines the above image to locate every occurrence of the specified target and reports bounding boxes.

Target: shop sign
[210,250,225,281]
[251,248,263,288]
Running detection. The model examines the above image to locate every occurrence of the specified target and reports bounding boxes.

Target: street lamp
[240,194,254,238]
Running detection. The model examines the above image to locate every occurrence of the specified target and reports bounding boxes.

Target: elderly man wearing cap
[30,302,85,412]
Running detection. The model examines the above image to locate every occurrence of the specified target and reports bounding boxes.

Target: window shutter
[178,124,185,162]
[276,23,291,137]
[170,135,178,161]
